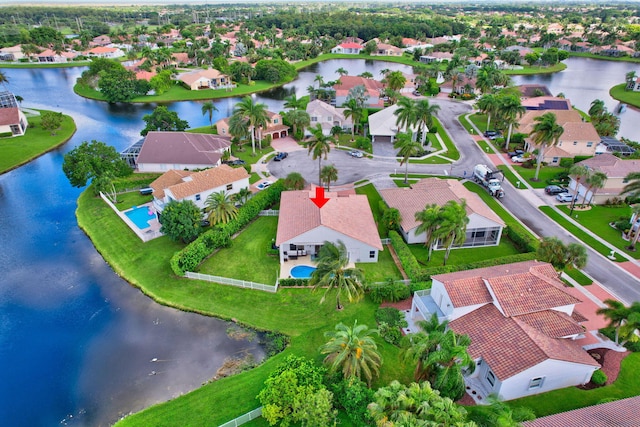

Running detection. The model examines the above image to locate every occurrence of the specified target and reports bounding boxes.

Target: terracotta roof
[514,310,585,338]
[449,304,599,380]
[150,169,193,199]
[443,277,493,307]
[87,46,118,54]
[519,110,599,142]
[338,42,363,49]
[137,131,230,167]
[333,76,384,97]
[0,107,21,126]
[379,178,505,233]
[177,68,227,85]
[275,189,382,250]
[523,395,640,427]
[578,153,640,179]
[156,165,249,200]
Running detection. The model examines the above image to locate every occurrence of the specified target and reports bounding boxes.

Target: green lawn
[503,164,564,189]
[538,206,629,261]
[409,241,521,266]
[563,267,593,286]
[609,83,640,109]
[433,117,460,160]
[503,62,567,75]
[510,353,640,417]
[0,110,76,174]
[357,248,403,282]
[569,51,640,63]
[356,183,387,237]
[198,216,280,284]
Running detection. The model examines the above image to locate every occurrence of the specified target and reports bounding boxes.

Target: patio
[279,255,317,280]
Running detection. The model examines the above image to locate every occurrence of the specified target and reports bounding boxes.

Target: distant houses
[176,69,233,91]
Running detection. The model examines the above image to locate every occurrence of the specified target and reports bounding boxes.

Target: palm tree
[319,320,382,386]
[415,99,440,145]
[232,96,268,155]
[307,124,332,185]
[309,240,365,310]
[201,101,218,128]
[233,187,252,205]
[228,113,250,149]
[314,74,324,89]
[394,132,422,184]
[358,71,373,79]
[497,94,525,150]
[437,200,469,265]
[415,204,442,262]
[285,109,310,138]
[0,70,8,88]
[342,98,363,139]
[476,93,500,132]
[335,67,348,76]
[588,99,606,117]
[427,330,475,400]
[529,112,564,181]
[475,67,494,94]
[386,70,407,92]
[320,164,338,191]
[204,191,238,225]
[568,164,589,215]
[283,93,306,110]
[583,171,607,206]
[622,172,640,199]
[394,96,418,136]
[597,299,631,345]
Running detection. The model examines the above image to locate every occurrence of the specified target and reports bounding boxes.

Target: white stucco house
[379,178,505,247]
[149,165,250,214]
[410,260,599,402]
[368,104,420,143]
[136,131,231,173]
[0,107,28,137]
[275,188,383,265]
[305,99,353,136]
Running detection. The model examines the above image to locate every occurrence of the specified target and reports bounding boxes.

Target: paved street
[267,98,640,303]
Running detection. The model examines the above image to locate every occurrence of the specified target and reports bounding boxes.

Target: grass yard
[511,165,565,188]
[198,217,280,284]
[563,267,593,286]
[503,62,567,75]
[409,241,521,267]
[0,110,76,174]
[187,125,217,134]
[356,183,387,237]
[433,117,460,160]
[112,192,154,211]
[357,248,403,282]
[610,83,640,109]
[497,165,523,189]
[539,206,628,261]
[510,353,640,417]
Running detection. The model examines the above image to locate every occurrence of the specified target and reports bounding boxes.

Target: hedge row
[278,278,311,287]
[170,181,285,276]
[504,225,539,253]
[388,229,538,282]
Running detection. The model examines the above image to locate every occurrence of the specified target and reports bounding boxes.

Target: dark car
[229,159,246,166]
[507,149,525,158]
[545,185,569,195]
[273,152,288,161]
[484,130,501,139]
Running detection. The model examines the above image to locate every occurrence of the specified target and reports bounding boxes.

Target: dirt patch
[214,351,256,380]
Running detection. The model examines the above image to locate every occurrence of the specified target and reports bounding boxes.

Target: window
[369,251,375,258]
[327,116,332,122]
[573,141,578,146]
[552,157,559,163]
[587,141,593,147]
[273,118,279,124]
[486,371,496,387]
[10,124,20,135]
[311,116,318,122]
[529,377,544,389]
[558,141,562,146]
[226,184,233,191]
[472,230,485,238]
[195,194,201,201]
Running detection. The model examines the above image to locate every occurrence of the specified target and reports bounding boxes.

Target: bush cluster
[375,307,408,346]
[504,225,539,252]
[389,231,423,281]
[170,181,284,275]
[367,280,410,303]
[260,331,290,357]
[328,377,374,426]
[278,278,311,287]
[590,369,607,386]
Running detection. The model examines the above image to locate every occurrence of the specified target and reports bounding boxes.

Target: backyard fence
[100,192,162,242]
[218,407,262,427]
[259,209,279,216]
[185,272,278,293]
[380,238,391,245]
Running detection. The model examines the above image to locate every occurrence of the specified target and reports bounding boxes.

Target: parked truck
[473,164,504,198]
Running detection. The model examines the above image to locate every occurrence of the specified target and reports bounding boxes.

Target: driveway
[270,136,304,153]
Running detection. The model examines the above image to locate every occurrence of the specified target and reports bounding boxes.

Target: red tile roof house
[217,111,289,140]
[84,46,125,59]
[176,68,233,91]
[523,395,640,427]
[0,107,28,137]
[570,153,640,205]
[135,131,231,173]
[333,76,385,108]
[409,260,600,402]
[305,99,353,136]
[149,165,249,214]
[379,178,505,246]
[275,188,383,266]
[330,42,364,54]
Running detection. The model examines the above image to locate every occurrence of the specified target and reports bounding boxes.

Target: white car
[511,155,525,163]
[556,193,577,203]
[349,150,364,158]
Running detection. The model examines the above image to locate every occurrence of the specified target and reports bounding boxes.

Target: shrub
[367,280,411,303]
[0,132,13,138]
[328,377,374,426]
[409,281,430,294]
[355,136,371,150]
[590,369,607,386]
[260,331,289,357]
[278,278,310,286]
[504,225,539,252]
[375,307,408,345]
[378,322,403,346]
[389,231,422,281]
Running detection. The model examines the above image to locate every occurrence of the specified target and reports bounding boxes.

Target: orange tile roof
[523,395,640,427]
[275,188,382,250]
[152,165,249,200]
[444,277,493,307]
[150,169,193,199]
[514,310,585,338]
[578,153,640,178]
[519,109,599,142]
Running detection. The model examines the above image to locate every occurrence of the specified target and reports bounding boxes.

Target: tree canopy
[158,200,202,243]
[141,106,189,136]
[62,140,131,189]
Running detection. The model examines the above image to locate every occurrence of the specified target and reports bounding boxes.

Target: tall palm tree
[476,93,500,132]
[427,330,475,400]
[201,101,218,128]
[597,299,631,345]
[415,204,442,262]
[386,70,407,92]
[475,67,494,94]
[283,93,306,110]
[307,124,332,185]
[342,98,363,139]
[232,96,268,155]
[394,132,421,184]
[529,112,564,181]
[568,164,589,215]
[497,94,525,150]
[415,99,440,145]
[589,99,606,117]
[583,171,607,206]
[437,200,469,265]
[309,240,365,310]
[320,164,338,191]
[319,320,382,386]
[394,96,418,136]
[228,113,250,149]
[204,191,238,225]
[285,109,310,138]
[621,171,640,199]
[233,187,252,205]
[335,67,348,76]
[0,70,8,88]
[314,74,324,89]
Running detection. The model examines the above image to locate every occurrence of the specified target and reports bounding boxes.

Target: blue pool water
[290,265,317,279]
[125,206,156,230]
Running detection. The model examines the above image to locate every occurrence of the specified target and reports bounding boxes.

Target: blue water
[290,265,317,279]
[125,206,156,229]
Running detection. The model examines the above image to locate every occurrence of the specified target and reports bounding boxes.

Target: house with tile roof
[149,165,249,214]
[333,76,385,108]
[410,260,599,402]
[136,131,231,173]
[367,104,420,144]
[216,111,289,140]
[519,110,600,164]
[85,46,124,59]
[275,188,383,264]
[373,43,404,56]
[305,99,353,136]
[176,68,232,91]
[521,96,571,111]
[379,178,505,246]
[570,153,640,204]
[0,107,28,137]
[331,42,364,54]
[523,395,640,427]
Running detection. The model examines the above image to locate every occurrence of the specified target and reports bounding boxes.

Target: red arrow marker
[310,186,330,208]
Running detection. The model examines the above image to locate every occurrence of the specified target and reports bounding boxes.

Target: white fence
[380,238,391,245]
[259,209,279,216]
[100,192,162,242]
[185,272,278,293]
[219,407,262,427]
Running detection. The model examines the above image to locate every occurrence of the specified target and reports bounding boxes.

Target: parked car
[511,155,525,163]
[484,130,501,139]
[349,150,364,158]
[256,181,272,190]
[224,159,246,166]
[545,185,568,195]
[273,152,288,161]
[556,193,577,203]
[507,149,525,158]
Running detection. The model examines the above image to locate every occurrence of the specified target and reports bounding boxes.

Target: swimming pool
[125,206,156,230]
[290,265,317,279]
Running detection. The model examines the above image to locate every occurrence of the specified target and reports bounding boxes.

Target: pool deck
[280,256,316,279]
[124,202,161,235]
